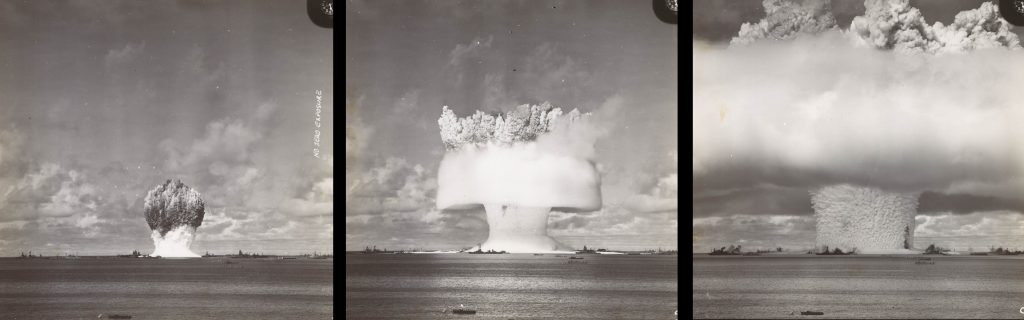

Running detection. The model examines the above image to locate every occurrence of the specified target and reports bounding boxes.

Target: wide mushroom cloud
[694,0,1024,252]
[436,104,601,253]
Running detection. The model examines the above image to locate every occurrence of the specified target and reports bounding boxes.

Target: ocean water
[693,255,1024,319]
[0,257,333,319]
[345,254,679,319]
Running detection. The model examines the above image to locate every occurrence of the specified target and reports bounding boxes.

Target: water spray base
[150,226,200,258]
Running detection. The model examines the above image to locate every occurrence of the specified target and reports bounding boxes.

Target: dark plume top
[144,179,205,236]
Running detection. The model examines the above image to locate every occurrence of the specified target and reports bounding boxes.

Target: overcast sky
[693,0,1024,252]
[0,1,333,256]
[346,0,678,251]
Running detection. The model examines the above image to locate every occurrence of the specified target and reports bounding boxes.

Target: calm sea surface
[345,254,679,319]
[693,255,1024,319]
[0,257,333,319]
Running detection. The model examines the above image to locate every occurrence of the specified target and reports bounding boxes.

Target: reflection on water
[693,255,1024,318]
[0,258,333,319]
[346,254,678,319]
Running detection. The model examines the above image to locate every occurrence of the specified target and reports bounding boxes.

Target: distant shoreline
[692,253,1024,258]
[0,255,334,259]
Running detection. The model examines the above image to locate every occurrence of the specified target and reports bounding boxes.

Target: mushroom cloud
[694,0,1024,252]
[436,103,602,253]
[144,179,206,257]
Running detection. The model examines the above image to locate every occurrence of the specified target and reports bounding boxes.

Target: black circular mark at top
[308,0,333,29]
[653,0,677,25]
[1000,0,1024,26]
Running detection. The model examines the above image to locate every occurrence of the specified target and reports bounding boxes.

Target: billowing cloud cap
[144,179,206,236]
[436,104,601,211]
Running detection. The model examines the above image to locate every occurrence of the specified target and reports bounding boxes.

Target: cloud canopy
[695,31,1024,196]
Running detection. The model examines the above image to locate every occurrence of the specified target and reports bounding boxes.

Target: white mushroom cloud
[694,28,1024,196]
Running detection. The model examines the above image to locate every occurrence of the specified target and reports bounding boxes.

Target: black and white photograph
[345,0,678,319]
[693,0,1024,318]
[0,1,333,318]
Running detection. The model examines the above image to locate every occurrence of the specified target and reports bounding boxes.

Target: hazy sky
[0,0,333,256]
[346,0,678,251]
[693,0,1024,252]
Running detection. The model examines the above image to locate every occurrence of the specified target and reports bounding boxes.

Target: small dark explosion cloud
[143,179,206,257]
[145,179,206,235]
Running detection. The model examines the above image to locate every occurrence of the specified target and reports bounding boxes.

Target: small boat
[446,304,476,315]
[533,254,544,256]
[800,311,824,315]
[569,256,584,260]
[103,315,133,319]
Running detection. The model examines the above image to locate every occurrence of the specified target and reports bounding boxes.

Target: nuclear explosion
[436,103,601,253]
[811,185,918,253]
[144,179,206,257]
[692,0,1024,254]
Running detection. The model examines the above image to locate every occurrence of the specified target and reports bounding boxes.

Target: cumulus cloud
[159,102,281,208]
[346,208,489,251]
[0,162,129,244]
[447,36,494,87]
[40,168,100,218]
[547,203,677,238]
[105,42,146,67]
[625,173,677,213]
[347,157,436,215]
[731,0,837,45]
[622,147,678,214]
[692,214,817,252]
[163,117,262,171]
[914,211,1024,238]
[0,164,100,220]
[449,35,493,67]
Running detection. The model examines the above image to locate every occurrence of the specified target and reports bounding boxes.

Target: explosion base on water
[144,179,206,258]
[811,184,919,254]
[474,205,573,253]
[150,225,200,258]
